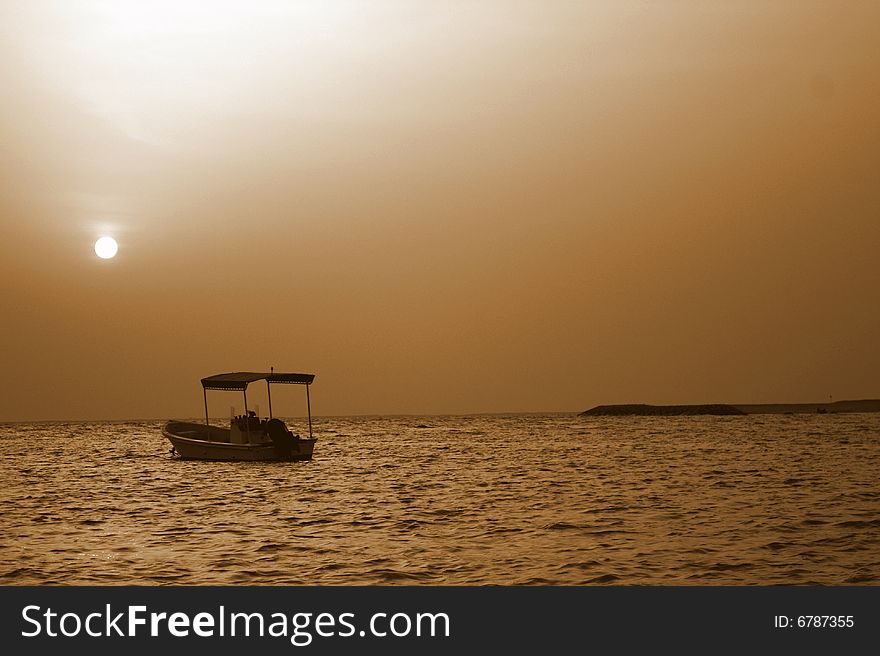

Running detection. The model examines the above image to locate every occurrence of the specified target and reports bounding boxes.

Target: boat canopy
[201,372,315,391]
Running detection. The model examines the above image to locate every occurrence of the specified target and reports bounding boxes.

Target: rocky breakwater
[580,404,747,417]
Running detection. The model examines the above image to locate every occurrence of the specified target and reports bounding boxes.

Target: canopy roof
[201,371,315,391]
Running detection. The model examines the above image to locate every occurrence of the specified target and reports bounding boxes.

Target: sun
[94,236,118,259]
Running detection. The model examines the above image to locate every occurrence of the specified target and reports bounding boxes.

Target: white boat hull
[163,421,316,461]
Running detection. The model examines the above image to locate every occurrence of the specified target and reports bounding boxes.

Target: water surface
[2,414,878,584]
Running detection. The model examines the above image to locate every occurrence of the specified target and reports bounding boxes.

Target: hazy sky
[2,1,878,420]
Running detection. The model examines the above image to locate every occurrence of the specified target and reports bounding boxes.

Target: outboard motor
[266,418,298,459]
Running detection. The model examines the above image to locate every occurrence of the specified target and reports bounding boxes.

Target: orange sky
[1,1,878,421]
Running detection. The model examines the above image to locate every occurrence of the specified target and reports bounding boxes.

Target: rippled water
[1,414,878,585]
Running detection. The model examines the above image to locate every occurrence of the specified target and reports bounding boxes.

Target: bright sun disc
[94,236,118,259]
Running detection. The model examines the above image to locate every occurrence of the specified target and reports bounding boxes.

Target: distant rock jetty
[580,404,745,417]
[734,399,880,415]
[580,399,880,416]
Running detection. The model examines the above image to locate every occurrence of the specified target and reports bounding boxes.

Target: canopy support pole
[306,384,313,439]
[266,380,273,419]
[243,388,250,443]
[204,387,210,441]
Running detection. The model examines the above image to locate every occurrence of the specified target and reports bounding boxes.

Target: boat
[163,371,317,461]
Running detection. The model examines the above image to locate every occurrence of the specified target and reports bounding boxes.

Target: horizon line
[4,398,880,424]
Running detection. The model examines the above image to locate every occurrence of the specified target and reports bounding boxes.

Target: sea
[1,413,878,585]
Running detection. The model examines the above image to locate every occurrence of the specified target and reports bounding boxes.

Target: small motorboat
[164,371,317,461]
